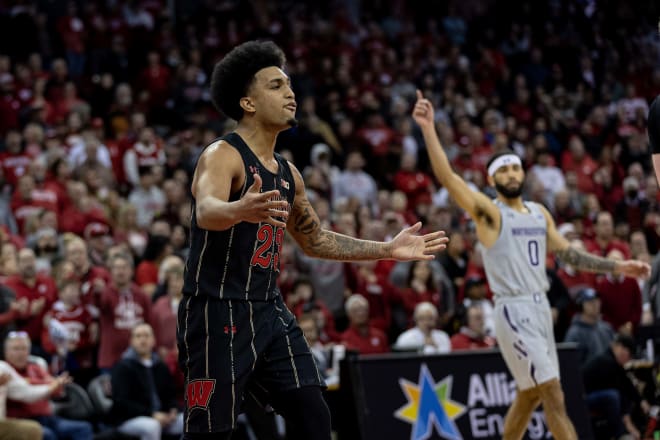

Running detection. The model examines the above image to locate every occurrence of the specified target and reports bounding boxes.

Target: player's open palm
[412,90,435,130]
[240,174,289,228]
[615,260,651,279]
[390,222,448,261]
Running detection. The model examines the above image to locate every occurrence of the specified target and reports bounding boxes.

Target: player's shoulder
[198,139,243,168]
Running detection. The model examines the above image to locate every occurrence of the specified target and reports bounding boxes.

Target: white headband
[487,154,522,177]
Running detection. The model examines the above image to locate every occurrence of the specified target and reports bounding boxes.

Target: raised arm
[542,205,650,278]
[286,163,447,261]
[413,91,501,235]
[192,141,289,231]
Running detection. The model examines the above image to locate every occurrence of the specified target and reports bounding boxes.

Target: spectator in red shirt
[42,158,72,215]
[98,252,150,370]
[392,152,433,211]
[340,294,389,355]
[595,250,642,335]
[399,260,443,322]
[150,257,183,361]
[123,127,165,187]
[4,331,93,440]
[4,248,57,349]
[0,130,32,187]
[138,52,171,109]
[58,181,108,236]
[615,177,649,232]
[63,236,110,318]
[347,260,398,333]
[450,304,496,351]
[556,238,597,300]
[56,2,86,78]
[41,278,98,386]
[585,211,631,259]
[135,233,171,299]
[11,175,57,236]
[0,80,21,137]
[561,136,597,194]
[290,276,339,343]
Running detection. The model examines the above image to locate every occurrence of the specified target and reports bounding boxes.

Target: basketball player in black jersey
[177,41,449,440]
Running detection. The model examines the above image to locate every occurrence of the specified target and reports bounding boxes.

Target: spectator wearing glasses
[0,334,72,440]
[4,330,93,440]
[4,247,57,353]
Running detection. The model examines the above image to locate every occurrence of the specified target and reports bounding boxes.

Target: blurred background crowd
[2,0,660,438]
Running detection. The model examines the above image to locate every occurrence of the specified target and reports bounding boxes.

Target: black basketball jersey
[183,132,296,301]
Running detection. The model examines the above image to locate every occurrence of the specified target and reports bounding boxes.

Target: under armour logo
[224,325,237,334]
[249,165,259,174]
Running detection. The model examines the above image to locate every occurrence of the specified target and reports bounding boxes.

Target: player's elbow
[195,200,213,229]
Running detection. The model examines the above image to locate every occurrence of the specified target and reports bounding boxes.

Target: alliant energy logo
[395,367,550,439]
[394,364,466,440]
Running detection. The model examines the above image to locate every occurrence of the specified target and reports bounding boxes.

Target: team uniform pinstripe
[482,201,559,390]
[177,133,325,434]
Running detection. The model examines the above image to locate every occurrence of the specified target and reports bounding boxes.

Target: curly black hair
[210,40,286,121]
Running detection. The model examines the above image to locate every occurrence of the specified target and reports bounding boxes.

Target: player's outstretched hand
[412,90,435,130]
[615,260,651,279]
[389,222,448,261]
[239,174,289,228]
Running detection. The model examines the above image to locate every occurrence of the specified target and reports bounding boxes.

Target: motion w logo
[186,379,216,409]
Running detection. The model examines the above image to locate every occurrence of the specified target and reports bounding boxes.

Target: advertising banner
[344,345,592,440]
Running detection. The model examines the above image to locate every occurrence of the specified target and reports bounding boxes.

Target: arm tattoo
[555,247,616,274]
[291,198,390,261]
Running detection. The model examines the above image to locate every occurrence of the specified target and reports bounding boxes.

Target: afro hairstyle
[210,40,286,121]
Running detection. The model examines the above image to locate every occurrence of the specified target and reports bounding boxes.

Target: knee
[42,427,58,440]
[19,422,43,440]
[74,421,94,435]
[538,380,567,412]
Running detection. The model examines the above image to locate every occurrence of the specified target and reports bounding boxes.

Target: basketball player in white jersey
[413,91,650,440]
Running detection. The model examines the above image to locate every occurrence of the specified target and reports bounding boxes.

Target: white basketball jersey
[482,200,549,299]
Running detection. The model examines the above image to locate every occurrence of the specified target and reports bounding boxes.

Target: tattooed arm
[541,205,650,278]
[553,246,615,273]
[286,163,447,261]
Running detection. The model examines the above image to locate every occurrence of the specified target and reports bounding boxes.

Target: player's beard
[286,117,298,127]
[495,181,524,199]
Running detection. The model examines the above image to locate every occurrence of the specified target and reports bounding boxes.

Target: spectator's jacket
[6,360,55,418]
[0,360,51,420]
[340,325,389,355]
[98,283,150,369]
[563,315,615,365]
[109,348,178,424]
[450,327,496,351]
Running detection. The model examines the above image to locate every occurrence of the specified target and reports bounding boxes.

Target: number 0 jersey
[481,200,549,299]
[183,132,296,301]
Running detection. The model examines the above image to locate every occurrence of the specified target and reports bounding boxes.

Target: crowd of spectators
[1,0,660,437]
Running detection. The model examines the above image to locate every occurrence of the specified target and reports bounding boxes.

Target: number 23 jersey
[482,200,549,299]
[183,132,296,301]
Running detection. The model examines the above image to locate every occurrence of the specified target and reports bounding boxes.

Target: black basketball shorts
[177,294,326,433]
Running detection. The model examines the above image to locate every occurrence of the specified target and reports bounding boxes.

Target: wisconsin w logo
[186,379,216,409]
